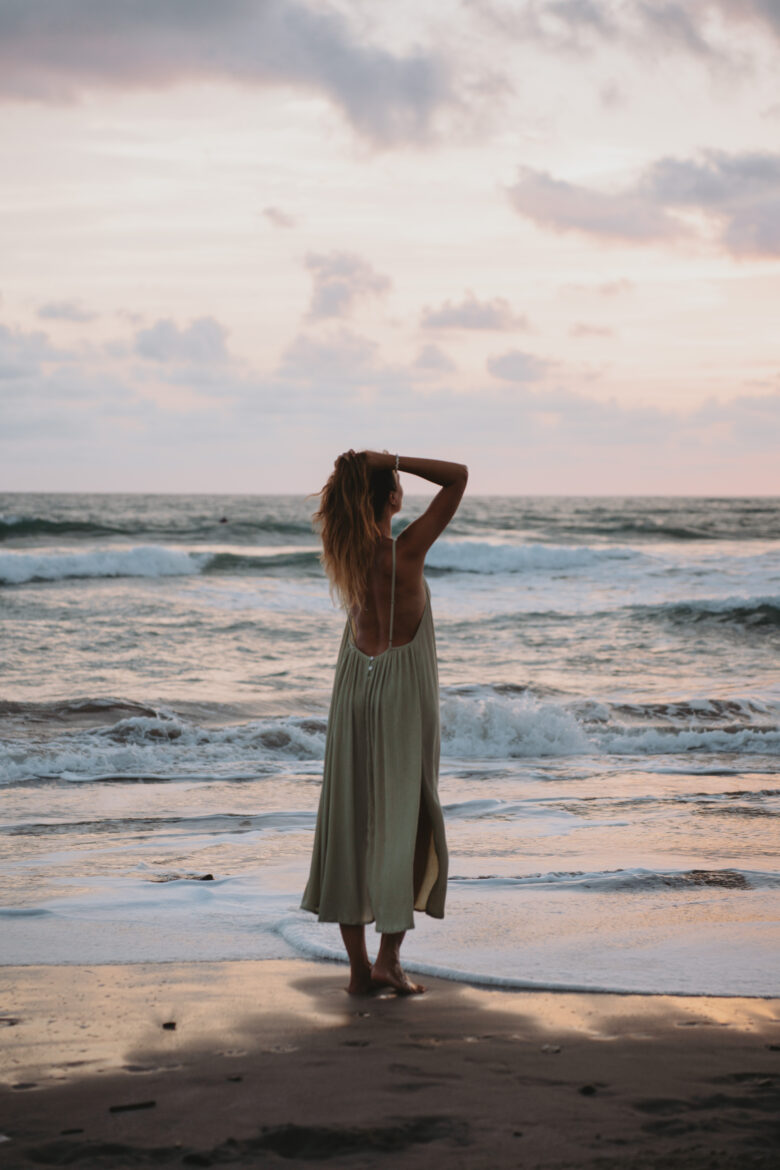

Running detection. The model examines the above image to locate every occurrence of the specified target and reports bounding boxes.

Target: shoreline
[2,959,779,1168]
[2,951,779,1000]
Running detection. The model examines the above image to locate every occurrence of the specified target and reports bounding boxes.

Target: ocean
[1,492,778,995]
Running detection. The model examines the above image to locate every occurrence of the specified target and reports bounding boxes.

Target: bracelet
[394,453,400,472]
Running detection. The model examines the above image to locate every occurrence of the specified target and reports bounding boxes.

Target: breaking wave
[640,596,780,630]
[440,690,780,759]
[0,545,200,585]
[425,540,645,575]
[0,539,657,586]
[4,689,780,785]
[448,866,780,891]
[0,545,324,585]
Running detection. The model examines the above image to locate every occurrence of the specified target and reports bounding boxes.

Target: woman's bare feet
[347,965,377,996]
[371,959,425,995]
[340,925,425,995]
[340,924,377,995]
[371,929,425,994]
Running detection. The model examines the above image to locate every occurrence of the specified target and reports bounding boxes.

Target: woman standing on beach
[301,450,468,994]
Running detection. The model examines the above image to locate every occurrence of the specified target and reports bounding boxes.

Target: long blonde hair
[312,450,396,613]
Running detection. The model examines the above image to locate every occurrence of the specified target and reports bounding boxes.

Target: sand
[1,959,779,1168]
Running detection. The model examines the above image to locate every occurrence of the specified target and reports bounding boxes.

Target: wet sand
[1,959,779,1168]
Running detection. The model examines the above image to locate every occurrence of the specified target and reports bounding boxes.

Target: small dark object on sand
[109,1100,156,1113]
[162,1021,176,1030]
[199,873,214,881]
[579,1084,597,1096]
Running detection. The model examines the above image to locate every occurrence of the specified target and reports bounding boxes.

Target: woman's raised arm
[363,451,468,557]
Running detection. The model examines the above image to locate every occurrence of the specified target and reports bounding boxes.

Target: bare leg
[371,931,425,994]
[339,924,375,995]
[413,799,432,901]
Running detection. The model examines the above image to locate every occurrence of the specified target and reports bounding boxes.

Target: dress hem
[299,902,445,933]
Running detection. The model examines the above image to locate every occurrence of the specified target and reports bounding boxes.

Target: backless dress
[301,537,448,933]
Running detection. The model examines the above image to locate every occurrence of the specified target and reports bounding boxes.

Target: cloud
[487,349,550,382]
[115,309,146,326]
[421,292,530,330]
[0,0,451,147]
[499,382,670,445]
[638,150,780,205]
[477,0,620,53]
[3,312,779,492]
[133,317,231,364]
[0,356,149,440]
[632,2,715,59]
[509,150,780,256]
[413,343,456,373]
[262,206,296,229]
[638,149,780,256]
[507,166,684,243]
[477,0,780,62]
[709,0,780,38]
[465,380,780,465]
[278,328,379,384]
[0,320,68,378]
[304,252,391,320]
[37,299,97,322]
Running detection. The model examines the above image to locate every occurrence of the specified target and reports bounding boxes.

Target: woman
[301,450,468,995]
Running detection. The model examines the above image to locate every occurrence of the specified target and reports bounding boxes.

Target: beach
[1,960,779,1168]
[2,492,779,1164]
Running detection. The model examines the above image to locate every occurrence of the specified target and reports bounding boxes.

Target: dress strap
[388,536,396,649]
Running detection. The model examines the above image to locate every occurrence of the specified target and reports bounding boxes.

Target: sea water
[1,493,778,995]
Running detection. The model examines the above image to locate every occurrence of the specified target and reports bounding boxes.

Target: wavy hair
[312,450,396,612]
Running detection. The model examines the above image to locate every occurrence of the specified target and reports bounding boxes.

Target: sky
[1,0,779,494]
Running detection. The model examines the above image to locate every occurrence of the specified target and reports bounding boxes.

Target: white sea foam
[0,544,201,584]
[425,539,645,574]
[274,916,602,991]
[0,712,327,782]
[440,691,780,759]
[440,691,590,757]
[4,689,780,784]
[0,538,647,585]
[276,913,780,997]
[2,858,777,993]
[596,725,780,755]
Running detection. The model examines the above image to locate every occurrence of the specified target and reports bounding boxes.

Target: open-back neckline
[348,580,430,660]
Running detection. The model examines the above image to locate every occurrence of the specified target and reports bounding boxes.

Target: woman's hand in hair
[337,449,366,468]
[361,450,392,471]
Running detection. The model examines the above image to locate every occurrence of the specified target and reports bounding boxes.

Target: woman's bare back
[350,534,426,657]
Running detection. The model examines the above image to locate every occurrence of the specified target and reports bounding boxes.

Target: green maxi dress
[301,538,448,934]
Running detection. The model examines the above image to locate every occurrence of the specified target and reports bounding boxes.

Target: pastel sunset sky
[1,0,779,493]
